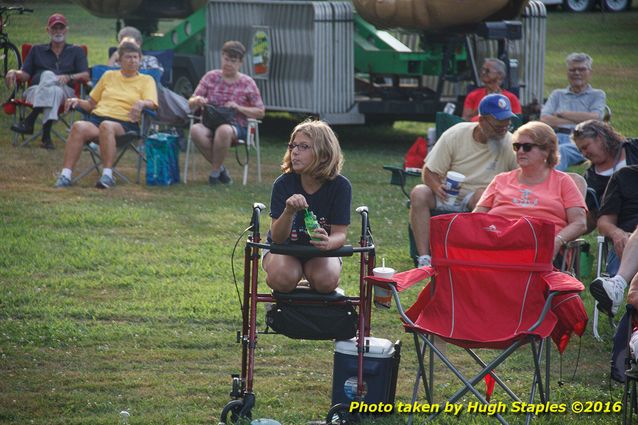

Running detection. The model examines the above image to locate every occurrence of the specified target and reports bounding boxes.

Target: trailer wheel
[220,400,251,424]
[602,0,631,11]
[326,404,361,424]
[563,0,595,11]
[173,69,196,99]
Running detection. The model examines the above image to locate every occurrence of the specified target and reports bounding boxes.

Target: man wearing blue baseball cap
[410,94,518,268]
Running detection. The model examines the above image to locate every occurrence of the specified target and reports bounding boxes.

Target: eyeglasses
[568,66,589,74]
[222,55,242,64]
[480,67,492,75]
[512,143,541,152]
[288,142,312,152]
[484,118,512,133]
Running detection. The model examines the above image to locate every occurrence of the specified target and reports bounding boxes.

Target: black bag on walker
[145,132,180,185]
[266,301,358,340]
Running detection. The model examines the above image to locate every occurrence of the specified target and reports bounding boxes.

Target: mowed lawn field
[1,1,638,424]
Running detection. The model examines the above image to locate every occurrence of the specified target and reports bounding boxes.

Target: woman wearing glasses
[462,58,522,122]
[188,40,265,185]
[263,119,352,294]
[474,121,587,258]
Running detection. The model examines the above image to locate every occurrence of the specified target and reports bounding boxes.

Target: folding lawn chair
[72,66,160,185]
[183,114,262,185]
[6,43,88,148]
[367,213,587,425]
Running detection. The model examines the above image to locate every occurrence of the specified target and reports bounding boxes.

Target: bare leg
[190,123,215,163]
[263,254,304,293]
[190,123,235,173]
[620,229,638,302]
[97,121,126,168]
[304,257,342,294]
[409,184,437,256]
[210,124,234,172]
[62,121,100,170]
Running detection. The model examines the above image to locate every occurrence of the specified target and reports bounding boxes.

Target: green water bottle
[304,208,321,241]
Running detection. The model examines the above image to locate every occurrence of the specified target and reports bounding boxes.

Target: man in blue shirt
[541,52,606,171]
[5,13,89,149]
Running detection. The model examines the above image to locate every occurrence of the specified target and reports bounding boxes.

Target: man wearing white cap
[409,94,518,268]
[5,13,89,149]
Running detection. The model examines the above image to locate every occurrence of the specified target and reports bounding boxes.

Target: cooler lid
[335,337,395,358]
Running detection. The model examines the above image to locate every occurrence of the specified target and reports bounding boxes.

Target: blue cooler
[331,337,401,406]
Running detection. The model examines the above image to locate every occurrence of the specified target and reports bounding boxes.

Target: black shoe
[11,121,34,135]
[208,168,232,185]
[218,167,232,184]
[40,140,54,150]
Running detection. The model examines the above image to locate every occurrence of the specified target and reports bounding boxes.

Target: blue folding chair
[72,66,159,184]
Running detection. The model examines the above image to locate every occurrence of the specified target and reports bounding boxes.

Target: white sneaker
[631,330,638,362]
[627,331,638,379]
[417,255,431,268]
[590,276,626,317]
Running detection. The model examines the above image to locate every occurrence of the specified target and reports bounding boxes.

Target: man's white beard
[487,136,507,155]
[51,34,65,43]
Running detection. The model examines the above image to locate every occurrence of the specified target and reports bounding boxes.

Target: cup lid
[373,266,395,274]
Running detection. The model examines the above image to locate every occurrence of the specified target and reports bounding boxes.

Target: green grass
[2,2,638,424]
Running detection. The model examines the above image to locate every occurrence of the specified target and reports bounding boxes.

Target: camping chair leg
[72,148,103,183]
[407,333,434,425]
[625,378,637,425]
[545,338,551,401]
[419,333,511,425]
[529,339,546,404]
[465,348,520,402]
[525,339,547,425]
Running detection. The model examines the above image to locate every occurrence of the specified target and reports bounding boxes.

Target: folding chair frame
[389,282,556,425]
[71,132,146,185]
[184,116,261,185]
[624,305,638,425]
[9,43,87,148]
[365,214,586,425]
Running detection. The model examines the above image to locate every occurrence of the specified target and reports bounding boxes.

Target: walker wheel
[220,400,252,424]
[326,403,361,424]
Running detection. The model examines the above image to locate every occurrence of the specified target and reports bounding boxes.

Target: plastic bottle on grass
[304,208,321,241]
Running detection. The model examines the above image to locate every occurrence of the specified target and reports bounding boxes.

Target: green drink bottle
[304,208,321,241]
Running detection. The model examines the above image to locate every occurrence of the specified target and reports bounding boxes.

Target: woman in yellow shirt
[55,41,158,189]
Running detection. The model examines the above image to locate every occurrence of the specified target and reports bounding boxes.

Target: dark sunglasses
[512,143,540,152]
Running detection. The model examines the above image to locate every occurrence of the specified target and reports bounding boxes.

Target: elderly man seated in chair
[541,52,607,171]
[54,42,157,189]
[5,13,89,149]
[409,94,518,268]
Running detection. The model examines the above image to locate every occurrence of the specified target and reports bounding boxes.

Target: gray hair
[566,52,593,70]
[117,26,143,45]
[484,58,506,79]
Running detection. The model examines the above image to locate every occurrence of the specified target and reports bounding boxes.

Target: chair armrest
[541,270,584,293]
[383,165,421,201]
[365,267,434,292]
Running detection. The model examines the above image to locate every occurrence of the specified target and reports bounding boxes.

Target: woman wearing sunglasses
[474,121,587,258]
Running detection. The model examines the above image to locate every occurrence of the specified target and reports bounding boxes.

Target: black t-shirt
[599,165,638,232]
[268,173,352,245]
[583,138,638,212]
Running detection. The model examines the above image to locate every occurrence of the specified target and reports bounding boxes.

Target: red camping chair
[367,213,587,425]
[6,43,88,147]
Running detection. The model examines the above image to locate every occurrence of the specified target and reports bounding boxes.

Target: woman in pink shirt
[475,121,587,258]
